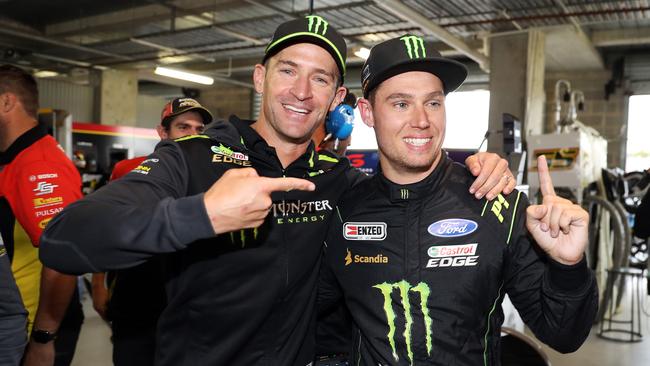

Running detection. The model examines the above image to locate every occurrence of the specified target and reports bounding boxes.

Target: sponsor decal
[361,64,371,85]
[178,98,201,108]
[212,155,252,167]
[141,158,159,164]
[426,243,479,268]
[306,15,328,35]
[33,196,63,208]
[374,280,433,364]
[427,243,477,257]
[274,200,332,225]
[211,144,249,161]
[427,219,477,238]
[35,207,64,218]
[38,217,52,229]
[343,222,387,241]
[33,181,58,196]
[345,248,388,266]
[228,228,259,248]
[34,173,58,180]
[490,194,510,223]
[400,35,427,59]
[132,165,151,175]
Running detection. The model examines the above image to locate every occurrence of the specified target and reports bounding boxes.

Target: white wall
[136,94,170,128]
[37,79,95,122]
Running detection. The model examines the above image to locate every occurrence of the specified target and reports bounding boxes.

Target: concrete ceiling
[1,0,648,87]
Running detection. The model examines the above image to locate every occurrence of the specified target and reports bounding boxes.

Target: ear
[253,64,266,94]
[0,93,17,114]
[329,86,347,112]
[156,125,169,140]
[356,98,374,128]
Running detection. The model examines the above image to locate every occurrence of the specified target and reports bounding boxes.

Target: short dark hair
[367,87,378,106]
[0,64,39,118]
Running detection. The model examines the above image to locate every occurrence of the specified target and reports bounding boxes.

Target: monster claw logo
[306,15,328,35]
[229,228,258,248]
[400,35,427,59]
[373,280,433,365]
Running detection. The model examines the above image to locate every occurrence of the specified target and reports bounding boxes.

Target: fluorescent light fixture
[154,66,214,85]
[354,47,370,60]
[33,70,59,78]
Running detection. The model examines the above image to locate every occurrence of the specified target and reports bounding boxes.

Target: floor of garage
[70,288,650,366]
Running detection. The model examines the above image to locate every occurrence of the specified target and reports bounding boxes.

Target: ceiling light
[354,47,370,60]
[154,66,214,85]
[33,70,59,78]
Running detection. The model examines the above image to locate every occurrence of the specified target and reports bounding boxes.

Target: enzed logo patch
[343,222,386,241]
[426,243,479,268]
[427,219,477,238]
[374,280,432,365]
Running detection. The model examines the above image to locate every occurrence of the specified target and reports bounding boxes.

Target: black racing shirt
[41,116,366,366]
[320,154,598,366]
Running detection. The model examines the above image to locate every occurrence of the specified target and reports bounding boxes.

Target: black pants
[112,320,157,366]
[53,289,84,366]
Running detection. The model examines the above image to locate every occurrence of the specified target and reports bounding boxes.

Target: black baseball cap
[263,15,347,82]
[160,98,213,127]
[361,34,468,98]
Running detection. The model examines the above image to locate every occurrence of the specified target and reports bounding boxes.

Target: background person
[0,64,83,366]
[91,97,212,366]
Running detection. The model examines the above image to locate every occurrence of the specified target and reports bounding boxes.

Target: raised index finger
[260,177,316,193]
[537,155,556,197]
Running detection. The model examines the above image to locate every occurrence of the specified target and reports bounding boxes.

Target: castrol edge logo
[343,222,387,241]
[427,243,477,258]
[427,218,477,238]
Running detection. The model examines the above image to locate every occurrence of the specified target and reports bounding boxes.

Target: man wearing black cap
[90,97,212,366]
[41,18,515,365]
[319,35,598,365]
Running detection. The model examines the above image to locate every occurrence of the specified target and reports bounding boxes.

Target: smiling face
[253,43,346,148]
[157,111,205,140]
[358,71,446,184]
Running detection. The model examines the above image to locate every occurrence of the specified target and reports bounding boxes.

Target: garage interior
[1,0,649,365]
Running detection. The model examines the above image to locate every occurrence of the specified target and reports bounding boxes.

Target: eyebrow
[276,59,336,80]
[385,90,444,101]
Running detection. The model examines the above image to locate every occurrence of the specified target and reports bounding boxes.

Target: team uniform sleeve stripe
[480,199,489,217]
[483,282,504,366]
[318,154,339,163]
[506,191,523,245]
[173,134,209,142]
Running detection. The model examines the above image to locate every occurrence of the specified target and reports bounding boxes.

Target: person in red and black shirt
[91,97,212,366]
[0,64,83,366]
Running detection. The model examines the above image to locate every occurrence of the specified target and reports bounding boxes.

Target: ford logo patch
[427,219,478,237]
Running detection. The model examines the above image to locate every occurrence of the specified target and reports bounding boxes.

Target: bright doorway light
[626,95,650,172]
[444,90,490,150]
[354,47,370,60]
[347,90,490,151]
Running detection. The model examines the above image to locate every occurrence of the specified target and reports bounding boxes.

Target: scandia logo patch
[343,222,386,241]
